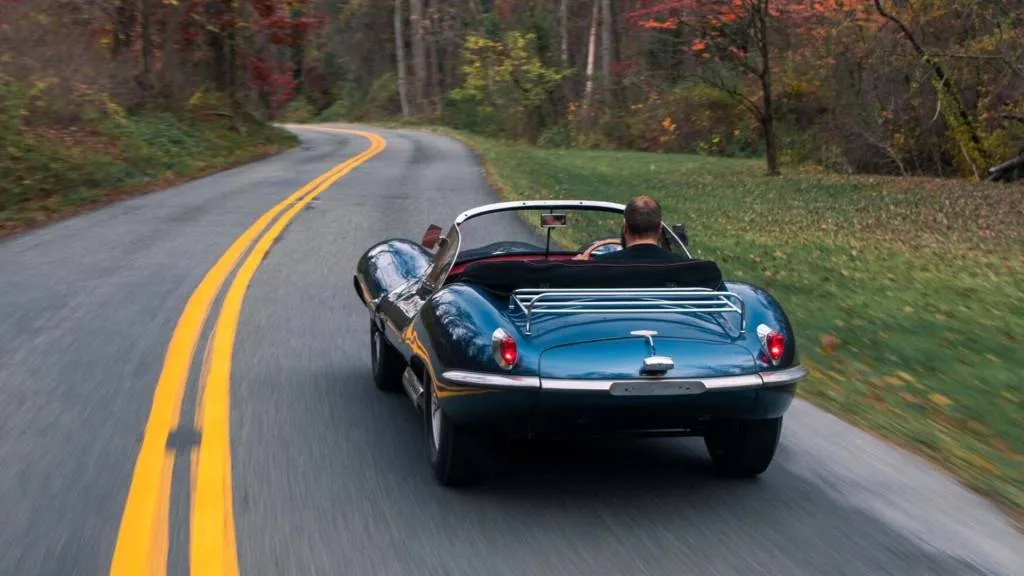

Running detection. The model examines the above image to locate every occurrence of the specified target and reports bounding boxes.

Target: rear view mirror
[672,223,689,246]
[540,213,567,228]
[421,224,443,250]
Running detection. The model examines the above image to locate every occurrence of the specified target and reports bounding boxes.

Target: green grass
[442,129,1024,518]
[1,112,298,236]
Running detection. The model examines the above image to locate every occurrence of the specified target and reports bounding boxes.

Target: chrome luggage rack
[510,287,745,335]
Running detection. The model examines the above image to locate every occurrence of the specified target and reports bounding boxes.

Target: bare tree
[560,0,569,67]
[600,0,612,107]
[410,0,427,114]
[139,0,153,93]
[428,3,442,114]
[873,0,992,178]
[395,0,410,117]
[583,0,598,109]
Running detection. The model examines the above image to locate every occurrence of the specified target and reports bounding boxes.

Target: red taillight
[766,332,785,362]
[492,328,518,369]
[757,324,786,365]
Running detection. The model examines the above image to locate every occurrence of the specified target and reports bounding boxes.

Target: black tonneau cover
[455,259,724,294]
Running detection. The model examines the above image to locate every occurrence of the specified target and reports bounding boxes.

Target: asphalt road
[0,125,1021,576]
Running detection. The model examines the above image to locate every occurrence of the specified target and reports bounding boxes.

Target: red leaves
[248,55,297,115]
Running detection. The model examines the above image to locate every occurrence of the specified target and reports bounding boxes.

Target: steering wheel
[577,238,623,260]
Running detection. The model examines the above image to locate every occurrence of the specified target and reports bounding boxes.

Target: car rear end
[438,285,804,437]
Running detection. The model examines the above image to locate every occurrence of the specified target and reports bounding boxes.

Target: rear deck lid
[538,336,756,381]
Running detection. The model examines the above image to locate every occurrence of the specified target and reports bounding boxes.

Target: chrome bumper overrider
[442,365,808,392]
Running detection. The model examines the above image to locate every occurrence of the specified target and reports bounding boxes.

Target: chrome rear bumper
[441,364,808,392]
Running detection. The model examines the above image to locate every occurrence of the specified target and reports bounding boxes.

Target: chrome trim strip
[442,366,807,392]
[701,374,764,390]
[760,365,808,387]
[442,370,541,389]
[454,200,626,224]
[537,374,764,392]
[536,379,611,391]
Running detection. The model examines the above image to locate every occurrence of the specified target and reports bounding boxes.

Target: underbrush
[443,129,1024,519]
[1,82,297,236]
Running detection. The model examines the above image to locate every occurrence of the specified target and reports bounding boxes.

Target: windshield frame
[421,200,692,290]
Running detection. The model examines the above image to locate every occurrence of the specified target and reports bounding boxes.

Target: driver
[589,195,687,262]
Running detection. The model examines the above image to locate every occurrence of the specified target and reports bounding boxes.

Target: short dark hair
[624,195,662,238]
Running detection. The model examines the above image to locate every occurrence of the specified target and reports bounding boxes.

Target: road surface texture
[0,125,1021,575]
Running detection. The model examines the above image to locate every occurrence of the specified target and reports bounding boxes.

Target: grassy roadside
[418,126,1024,520]
[1,113,298,240]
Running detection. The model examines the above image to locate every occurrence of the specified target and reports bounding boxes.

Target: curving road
[0,125,1021,575]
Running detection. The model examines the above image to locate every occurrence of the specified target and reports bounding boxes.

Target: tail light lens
[491,328,518,369]
[757,324,785,365]
[766,332,785,363]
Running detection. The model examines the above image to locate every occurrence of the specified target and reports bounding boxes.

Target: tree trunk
[758,0,779,175]
[583,0,599,110]
[111,0,135,58]
[160,0,186,106]
[291,8,305,95]
[559,0,568,67]
[410,0,427,114]
[139,0,153,95]
[761,91,778,175]
[205,1,229,92]
[227,0,239,118]
[600,0,613,108]
[395,0,410,117]
[428,8,442,117]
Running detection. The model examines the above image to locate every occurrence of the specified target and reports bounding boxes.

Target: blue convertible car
[354,200,806,485]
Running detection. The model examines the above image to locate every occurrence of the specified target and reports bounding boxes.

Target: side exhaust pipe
[402,367,424,410]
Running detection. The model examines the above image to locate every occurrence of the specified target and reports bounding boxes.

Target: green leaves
[448,32,570,139]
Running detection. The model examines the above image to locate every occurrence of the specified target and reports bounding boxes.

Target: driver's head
[622,195,662,246]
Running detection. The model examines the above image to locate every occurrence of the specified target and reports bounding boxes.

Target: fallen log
[987,152,1024,183]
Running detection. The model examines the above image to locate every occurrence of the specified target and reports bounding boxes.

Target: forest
[1,0,1023,518]
[2,0,1023,183]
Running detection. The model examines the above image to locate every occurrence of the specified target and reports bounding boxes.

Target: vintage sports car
[353,200,806,485]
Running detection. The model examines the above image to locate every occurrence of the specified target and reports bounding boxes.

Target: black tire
[370,320,404,393]
[704,417,782,478]
[422,370,476,486]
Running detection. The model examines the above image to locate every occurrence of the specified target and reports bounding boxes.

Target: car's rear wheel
[370,320,403,393]
[704,417,782,478]
[422,370,475,486]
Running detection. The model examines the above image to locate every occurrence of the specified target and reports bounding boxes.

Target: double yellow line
[110,127,386,576]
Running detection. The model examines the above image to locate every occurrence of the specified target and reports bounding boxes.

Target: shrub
[281,98,316,123]
[537,123,573,149]
[448,32,569,141]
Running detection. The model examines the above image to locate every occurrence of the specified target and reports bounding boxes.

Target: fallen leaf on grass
[821,335,837,354]
[867,390,887,407]
[928,393,954,408]
[899,392,922,404]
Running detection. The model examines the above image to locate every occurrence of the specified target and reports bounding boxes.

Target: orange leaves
[639,17,681,30]
[690,39,707,51]
[629,0,857,30]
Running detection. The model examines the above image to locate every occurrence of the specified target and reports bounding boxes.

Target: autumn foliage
[1,0,1020,179]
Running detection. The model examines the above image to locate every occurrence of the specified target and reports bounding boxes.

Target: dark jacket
[592,243,688,262]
